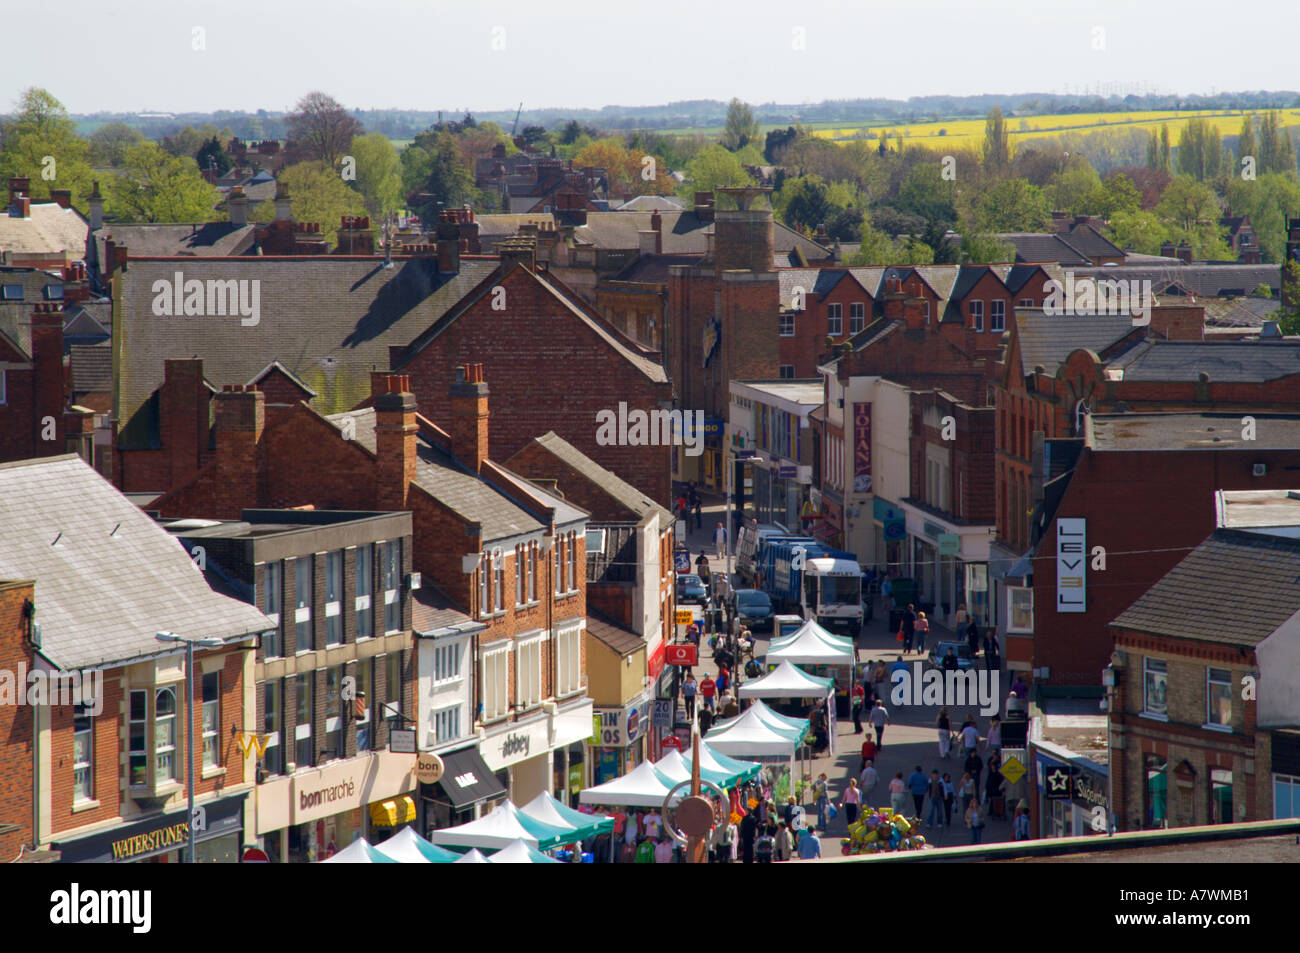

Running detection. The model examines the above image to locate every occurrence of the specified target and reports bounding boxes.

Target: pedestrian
[926,770,945,829]
[872,659,888,701]
[1013,806,1031,841]
[775,822,794,861]
[954,601,969,639]
[957,772,975,812]
[721,692,740,718]
[914,610,930,654]
[797,827,822,859]
[842,778,862,826]
[739,810,758,864]
[711,814,736,862]
[783,795,798,828]
[965,798,986,844]
[813,773,831,830]
[715,665,730,696]
[755,823,776,863]
[881,575,894,615]
[966,615,981,659]
[698,706,713,734]
[942,647,959,671]
[682,673,697,720]
[868,699,890,749]
[699,673,716,712]
[960,718,979,757]
[859,759,879,804]
[985,754,1004,815]
[713,522,727,559]
[653,834,675,863]
[984,632,1001,673]
[985,717,1002,756]
[693,497,703,531]
[676,494,688,523]
[941,772,956,827]
[936,706,951,759]
[851,681,865,733]
[907,765,928,817]
[965,749,984,802]
[888,772,907,815]
[1011,673,1028,698]
[901,603,917,653]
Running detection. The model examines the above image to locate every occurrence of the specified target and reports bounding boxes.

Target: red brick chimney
[336,216,375,255]
[160,359,210,488]
[901,297,928,331]
[212,385,264,512]
[1147,304,1205,341]
[8,177,30,212]
[48,189,72,210]
[436,211,461,273]
[881,276,905,319]
[60,263,89,303]
[373,373,418,511]
[650,209,663,253]
[449,364,489,473]
[30,304,65,454]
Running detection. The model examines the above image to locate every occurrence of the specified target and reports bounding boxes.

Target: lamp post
[155,632,224,863]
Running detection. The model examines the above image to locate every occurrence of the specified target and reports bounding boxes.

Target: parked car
[676,573,710,605]
[928,641,975,672]
[729,589,774,633]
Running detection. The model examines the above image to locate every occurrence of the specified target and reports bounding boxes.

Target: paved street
[675,492,1015,854]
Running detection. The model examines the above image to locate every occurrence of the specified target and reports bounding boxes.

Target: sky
[3,0,1297,115]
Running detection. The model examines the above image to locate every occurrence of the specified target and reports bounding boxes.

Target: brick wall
[0,582,35,859]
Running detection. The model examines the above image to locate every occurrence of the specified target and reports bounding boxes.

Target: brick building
[145,368,595,804]
[0,455,273,863]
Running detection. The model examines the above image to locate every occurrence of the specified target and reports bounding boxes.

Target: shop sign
[1056,518,1086,613]
[665,643,698,666]
[415,752,445,785]
[55,794,247,864]
[653,699,673,728]
[593,692,652,747]
[660,734,682,751]
[389,728,417,754]
[1044,765,1074,799]
[568,764,583,796]
[675,608,694,625]
[500,732,531,760]
[1000,751,1027,786]
[874,498,905,540]
[1072,770,1108,809]
[775,464,797,480]
[853,403,872,493]
[938,533,960,556]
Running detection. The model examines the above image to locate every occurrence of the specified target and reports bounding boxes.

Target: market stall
[319,838,400,863]
[654,748,740,790]
[520,792,614,843]
[427,799,572,852]
[577,759,677,809]
[489,838,563,864]
[764,619,855,723]
[703,704,805,804]
[372,826,460,863]
[453,848,491,864]
[682,742,762,787]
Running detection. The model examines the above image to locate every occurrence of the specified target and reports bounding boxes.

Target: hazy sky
[4,0,1296,114]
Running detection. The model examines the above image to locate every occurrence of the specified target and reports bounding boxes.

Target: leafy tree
[1225,172,1300,262]
[1154,174,1231,258]
[1159,124,1172,173]
[1044,163,1102,215]
[982,106,1010,172]
[825,207,864,242]
[722,98,760,152]
[1253,283,1272,298]
[681,144,752,196]
[195,136,233,176]
[1107,209,1170,254]
[869,206,926,239]
[519,125,549,148]
[849,224,934,265]
[776,174,834,232]
[287,91,363,169]
[574,137,639,190]
[0,87,95,207]
[253,161,366,246]
[1146,129,1159,169]
[401,129,476,217]
[971,178,1049,232]
[1176,118,1222,182]
[88,122,144,168]
[348,132,403,222]
[897,163,956,225]
[764,126,799,163]
[960,233,1016,264]
[1279,261,1300,335]
[1237,115,1257,170]
[107,141,220,223]
[162,124,227,160]
[1258,110,1296,175]
[558,120,586,145]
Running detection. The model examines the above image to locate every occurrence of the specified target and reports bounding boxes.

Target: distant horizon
[2,0,1294,115]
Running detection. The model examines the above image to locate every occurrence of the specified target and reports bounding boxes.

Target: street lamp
[155,631,225,863]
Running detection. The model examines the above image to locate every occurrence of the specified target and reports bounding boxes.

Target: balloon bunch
[840,808,930,855]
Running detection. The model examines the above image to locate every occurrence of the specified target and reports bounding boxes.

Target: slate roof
[90,223,257,263]
[1013,313,1137,376]
[485,462,590,529]
[115,256,499,449]
[609,253,699,284]
[586,614,645,657]
[995,233,1092,266]
[0,202,89,259]
[411,583,479,635]
[1087,413,1300,451]
[615,195,684,211]
[1062,224,1124,260]
[70,343,112,394]
[322,407,544,541]
[1109,340,1300,382]
[1110,529,1300,646]
[1073,264,1281,298]
[0,455,274,670]
[519,431,674,524]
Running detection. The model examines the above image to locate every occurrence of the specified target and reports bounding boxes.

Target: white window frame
[516,634,545,710]
[970,299,984,332]
[355,544,372,640]
[73,703,93,802]
[1006,587,1033,633]
[555,622,583,697]
[779,313,794,337]
[495,552,505,612]
[201,671,220,770]
[1018,298,1034,308]
[433,642,462,683]
[1205,666,1233,730]
[554,539,563,596]
[516,545,525,606]
[991,298,1006,332]
[381,540,401,634]
[295,555,313,653]
[1143,658,1169,721]
[481,645,511,722]
[155,687,177,782]
[779,365,795,380]
[433,705,462,744]
[527,543,537,603]
[128,689,148,787]
[849,301,865,334]
[827,302,843,336]
[479,554,491,619]
[567,531,579,594]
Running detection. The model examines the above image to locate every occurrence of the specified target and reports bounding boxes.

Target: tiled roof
[115,256,498,449]
[995,234,1092,266]
[1073,264,1280,298]
[1111,529,1300,646]
[90,223,257,263]
[615,196,684,211]
[1109,340,1300,382]
[486,462,590,528]
[1013,313,1136,376]
[70,343,112,393]
[0,455,274,670]
[521,431,674,524]
[411,583,478,635]
[1063,224,1124,259]
[323,408,544,541]
[0,203,88,259]
[1087,413,1300,451]
[609,253,699,284]
[586,614,645,657]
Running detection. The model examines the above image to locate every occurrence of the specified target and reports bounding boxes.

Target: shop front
[254,749,419,862]
[480,697,595,805]
[54,793,247,864]
[872,498,906,577]
[589,688,653,785]
[1033,748,1110,838]
[420,744,509,835]
[901,505,992,630]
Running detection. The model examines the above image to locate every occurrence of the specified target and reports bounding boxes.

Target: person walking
[941,772,956,827]
[774,822,794,861]
[813,773,831,831]
[964,749,984,802]
[1013,806,1031,841]
[985,717,1002,757]
[842,778,862,827]
[713,522,727,559]
[851,681,866,734]
[739,810,758,864]
[936,706,951,759]
[699,673,716,712]
[966,615,981,660]
[881,575,894,616]
[914,610,930,654]
[901,603,917,653]
[868,699,890,749]
[698,706,713,735]
[960,718,979,758]
[797,827,822,859]
[859,759,879,805]
[888,772,908,815]
[872,660,888,703]
[954,602,969,639]
[907,765,929,817]
[925,770,945,829]
[682,673,697,720]
[965,798,986,844]
[985,753,1005,817]
[984,632,1001,673]
[755,823,776,863]
[957,772,976,812]
[711,815,736,862]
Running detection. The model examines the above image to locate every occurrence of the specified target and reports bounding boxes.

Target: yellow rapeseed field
[812,109,1300,152]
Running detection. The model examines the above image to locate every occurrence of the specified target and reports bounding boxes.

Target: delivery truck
[756,537,864,637]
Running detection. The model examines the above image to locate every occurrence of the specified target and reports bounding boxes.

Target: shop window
[325,550,343,646]
[1006,587,1033,632]
[1210,769,1233,824]
[355,544,372,639]
[201,672,220,769]
[556,623,582,696]
[1206,667,1232,728]
[262,681,283,776]
[263,560,282,657]
[155,688,177,782]
[295,555,313,651]
[1143,658,1168,718]
[1275,774,1300,819]
[294,673,314,769]
[1145,755,1168,828]
[73,703,93,801]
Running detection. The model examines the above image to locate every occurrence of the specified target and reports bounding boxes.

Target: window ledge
[202,765,225,780]
[1139,711,1170,723]
[71,797,100,814]
[1200,723,1234,734]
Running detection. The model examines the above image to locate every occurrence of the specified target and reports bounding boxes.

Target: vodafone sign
[666,643,698,667]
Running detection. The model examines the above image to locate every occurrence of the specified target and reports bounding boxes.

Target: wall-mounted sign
[853,403,872,493]
[675,608,695,625]
[389,728,417,754]
[665,644,698,667]
[415,752,444,785]
[1056,518,1086,613]
[937,533,960,556]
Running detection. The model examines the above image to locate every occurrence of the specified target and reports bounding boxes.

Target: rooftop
[1088,413,1300,452]
[1215,489,1300,538]
[0,202,88,259]
[731,378,824,410]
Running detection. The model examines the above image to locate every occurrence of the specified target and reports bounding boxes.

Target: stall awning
[369,795,417,828]
[432,747,507,808]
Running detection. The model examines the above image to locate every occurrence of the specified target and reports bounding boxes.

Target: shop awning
[432,746,508,809]
[369,795,417,828]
